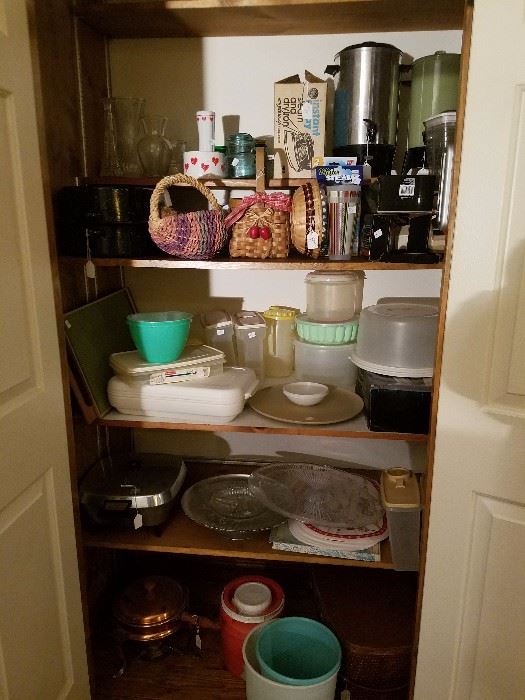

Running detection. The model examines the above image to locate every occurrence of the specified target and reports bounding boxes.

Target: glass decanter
[137,115,173,177]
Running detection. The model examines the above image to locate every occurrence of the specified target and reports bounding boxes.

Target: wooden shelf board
[74,0,465,38]
[98,407,428,441]
[60,255,444,271]
[82,508,393,568]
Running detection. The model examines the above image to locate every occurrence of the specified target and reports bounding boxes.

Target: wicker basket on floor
[225,192,292,259]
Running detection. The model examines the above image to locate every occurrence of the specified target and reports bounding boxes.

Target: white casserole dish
[107,367,258,423]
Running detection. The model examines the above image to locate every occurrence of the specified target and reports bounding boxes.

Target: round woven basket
[148,173,228,260]
[291,180,327,258]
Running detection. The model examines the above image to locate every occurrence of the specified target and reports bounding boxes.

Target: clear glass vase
[137,115,173,177]
[101,97,145,176]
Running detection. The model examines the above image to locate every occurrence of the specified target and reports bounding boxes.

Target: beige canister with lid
[305,271,365,323]
[380,468,421,571]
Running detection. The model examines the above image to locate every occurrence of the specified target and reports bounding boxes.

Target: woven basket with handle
[224,192,292,259]
[148,174,228,260]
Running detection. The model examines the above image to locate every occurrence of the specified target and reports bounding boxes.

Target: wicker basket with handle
[148,173,228,260]
[225,192,292,259]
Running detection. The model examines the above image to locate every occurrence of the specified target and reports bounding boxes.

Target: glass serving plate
[181,474,284,540]
[248,463,384,529]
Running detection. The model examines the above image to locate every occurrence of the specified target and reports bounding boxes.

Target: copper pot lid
[113,575,188,628]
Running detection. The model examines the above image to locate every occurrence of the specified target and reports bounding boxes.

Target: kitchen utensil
[282,382,328,406]
[248,385,363,425]
[305,270,364,322]
[181,474,284,539]
[295,313,359,345]
[127,311,192,364]
[350,302,438,377]
[107,366,258,423]
[328,41,402,175]
[248,463,383,529]
[80,452,186,528]
[113,575,188,642]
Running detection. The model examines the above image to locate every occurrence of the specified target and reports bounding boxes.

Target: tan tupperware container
[380,468,421,571]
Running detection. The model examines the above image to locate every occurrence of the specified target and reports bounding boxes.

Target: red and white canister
[220,575,285,677]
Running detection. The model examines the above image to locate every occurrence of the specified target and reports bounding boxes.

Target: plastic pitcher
[263,306,298,378]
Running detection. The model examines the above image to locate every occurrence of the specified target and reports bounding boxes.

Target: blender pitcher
[263,306,298,378]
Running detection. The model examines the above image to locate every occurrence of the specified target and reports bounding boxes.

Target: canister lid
[337,41,402,56]
[305,270,365,284]
[380,468,421,509]
[201,309,233,329]
[263,306,299,321]
[232,310,266,329]
[424,111,457,128]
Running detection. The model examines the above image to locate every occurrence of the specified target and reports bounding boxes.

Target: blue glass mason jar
[226,133,256,178]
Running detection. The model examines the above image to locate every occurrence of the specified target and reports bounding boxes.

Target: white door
[415,1,525,698]
[0,2,89,698]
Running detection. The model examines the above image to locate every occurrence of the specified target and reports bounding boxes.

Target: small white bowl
[282,381,329,406]
[233,582,272,616]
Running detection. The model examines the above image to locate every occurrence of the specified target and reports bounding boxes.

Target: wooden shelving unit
[74,0,465,38]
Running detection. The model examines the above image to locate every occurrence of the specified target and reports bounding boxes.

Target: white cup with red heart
[183,150,226,179]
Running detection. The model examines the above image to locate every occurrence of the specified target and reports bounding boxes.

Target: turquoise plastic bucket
[127,311,192,363]
[255,617,341,687]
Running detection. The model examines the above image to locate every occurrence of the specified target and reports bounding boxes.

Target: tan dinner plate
[248,385,364,425]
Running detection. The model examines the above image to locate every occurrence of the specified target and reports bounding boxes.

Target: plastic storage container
[255,617,341,686]
[263,306,298,378]
[305,271,365,322]
[233,311,267,380]
[221,575,284,677]
[243,624,339,700]
[380,468,422,571]
[295,313,359,345]
[200,310,236,365]
[350,302,438,377]
[107,367,258,423]
[294,338,358,389]
[109,345,225,384]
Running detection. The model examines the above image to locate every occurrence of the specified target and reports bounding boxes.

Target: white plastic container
[243,624,338,700]
[107,367,258,423]
[294,338,357,389]
[109,345,225,384]
[233,311,267,380]
[351,302,438,377]
[380,468,422,571]
[305,271,365,323]
[200,310,236,365]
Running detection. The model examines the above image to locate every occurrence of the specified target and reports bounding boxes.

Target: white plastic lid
[305,271,365,285]
[110,345,225,376]
[232,582,272,616]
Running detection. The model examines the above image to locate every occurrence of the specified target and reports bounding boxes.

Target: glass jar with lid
[226,133,256,178]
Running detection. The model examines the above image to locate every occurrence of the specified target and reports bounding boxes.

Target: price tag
[217,329,225,336]
[399,178,415,198]
[133,513,143,529]
[85,260,96,279]
[248,331,256,339]
[373,228,383,239]
[307,230,319,249]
